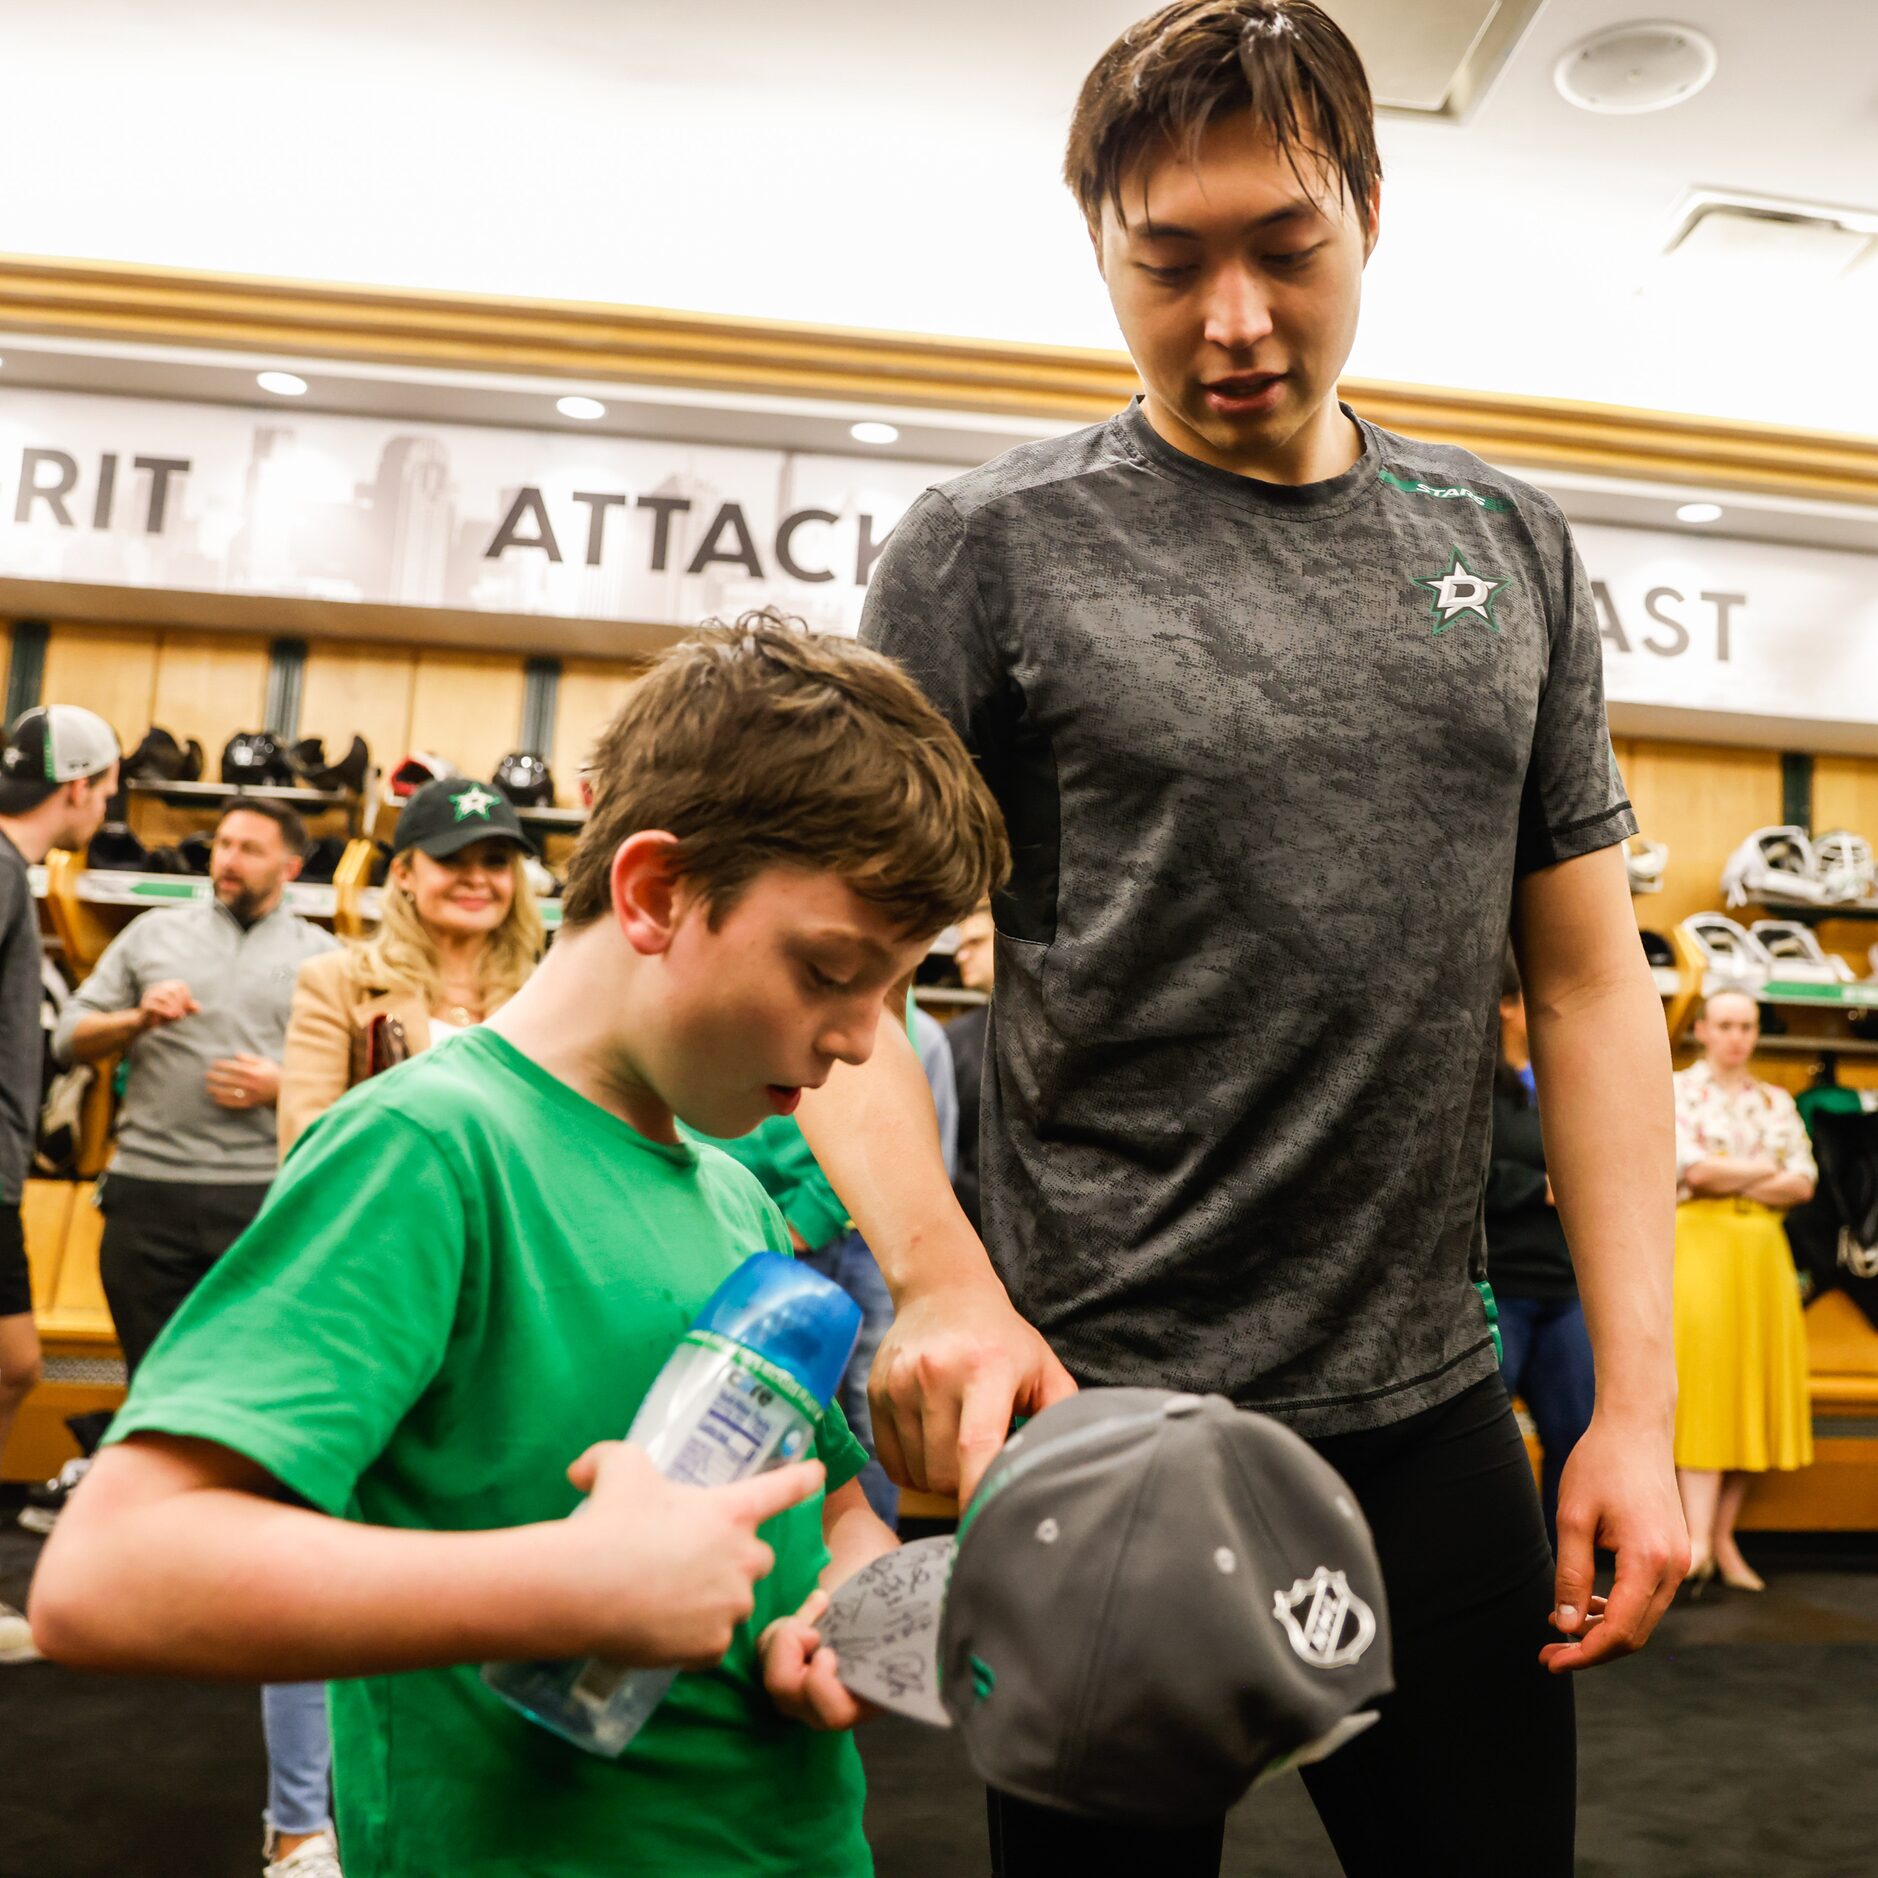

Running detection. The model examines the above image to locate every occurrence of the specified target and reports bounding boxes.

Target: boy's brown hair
[1064,1,1381,229]
[561,609,1010,936]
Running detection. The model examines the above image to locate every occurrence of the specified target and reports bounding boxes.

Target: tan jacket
[278,948,434,1159]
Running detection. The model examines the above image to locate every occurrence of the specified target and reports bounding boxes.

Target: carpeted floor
[3,1497,1874,1877]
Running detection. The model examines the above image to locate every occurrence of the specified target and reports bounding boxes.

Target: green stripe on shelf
[1763,980,1878,1006]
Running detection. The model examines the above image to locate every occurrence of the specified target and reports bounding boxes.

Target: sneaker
[18,1456,90,1535]
[0,1601,41,1665]
[262,1830,343,1877]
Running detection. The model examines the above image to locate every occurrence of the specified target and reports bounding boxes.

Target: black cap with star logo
[392,776,535,861]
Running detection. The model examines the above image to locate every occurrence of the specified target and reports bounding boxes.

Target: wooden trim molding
[4,254,1877,507]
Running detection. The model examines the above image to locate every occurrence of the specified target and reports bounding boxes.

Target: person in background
[1673,989,1816,1591]
[1487,950,1594,1552]
[945,901,995,1233]
[0,706,119,1664]
[54,795,340,1877]
[280,779,543,1153]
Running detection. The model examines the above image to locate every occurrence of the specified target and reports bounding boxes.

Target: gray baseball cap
[0,705,120,813]
[823,1388,1392,1824]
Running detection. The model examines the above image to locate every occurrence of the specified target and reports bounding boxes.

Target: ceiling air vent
[1327,0,1546,122]
[1660,191,1878,288]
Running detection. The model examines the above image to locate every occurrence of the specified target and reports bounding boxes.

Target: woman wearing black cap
[279,778,544,1153]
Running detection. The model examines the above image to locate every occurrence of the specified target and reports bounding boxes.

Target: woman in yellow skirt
[1673,989,1815,1590]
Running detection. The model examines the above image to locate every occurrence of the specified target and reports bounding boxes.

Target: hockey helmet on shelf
[124,726,205,784]
[1813,829,1876,907]
[1680,913,1776,995]
[492,751,555,809]
[1748,921,1854,986]
[1720,826,1824,909]
[385,751,459,804]
[1624,836,1668,894]
[221,731,298,788]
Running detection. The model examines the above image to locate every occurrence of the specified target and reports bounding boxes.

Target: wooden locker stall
[552,657,648,804]
[38,624,161,752]
[297,642,420,778]
[407,649,528,786]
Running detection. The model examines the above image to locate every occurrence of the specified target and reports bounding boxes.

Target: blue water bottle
[483,1252,862,1756]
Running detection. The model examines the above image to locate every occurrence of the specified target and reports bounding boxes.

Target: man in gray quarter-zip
[53,796,341,1862]
[54,798,336,1372]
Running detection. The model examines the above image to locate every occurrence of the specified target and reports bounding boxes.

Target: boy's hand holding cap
[821,1388,1393,1824]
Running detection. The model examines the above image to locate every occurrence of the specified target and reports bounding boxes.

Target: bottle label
[656,1331,823,1489]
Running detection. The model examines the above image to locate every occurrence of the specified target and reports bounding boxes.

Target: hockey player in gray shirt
[801,6,1684,1874]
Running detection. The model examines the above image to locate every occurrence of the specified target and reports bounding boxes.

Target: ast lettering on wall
[1592,581,1746,661]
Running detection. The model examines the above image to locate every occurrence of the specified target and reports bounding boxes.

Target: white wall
[8,0,1878,435]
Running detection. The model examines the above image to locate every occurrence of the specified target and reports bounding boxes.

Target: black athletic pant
[97,1173,271,1376]
[987,1373,1575,1877]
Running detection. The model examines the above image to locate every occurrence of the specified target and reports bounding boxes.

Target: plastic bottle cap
[693,1252,863,1409]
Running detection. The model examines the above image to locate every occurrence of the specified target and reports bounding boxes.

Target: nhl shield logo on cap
[1272,1566,1377,1670]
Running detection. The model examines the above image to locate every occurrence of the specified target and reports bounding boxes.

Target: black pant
[987,1374,1574,1877]
[97,1173,271,1376]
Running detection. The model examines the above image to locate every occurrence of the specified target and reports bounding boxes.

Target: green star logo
[450,784,499,821]
[1413,549,1507,635]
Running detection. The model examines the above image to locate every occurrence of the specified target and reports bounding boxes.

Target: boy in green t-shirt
[31,615,1011,1877]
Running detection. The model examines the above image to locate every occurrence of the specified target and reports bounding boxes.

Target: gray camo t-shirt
[862,401,1634,1436]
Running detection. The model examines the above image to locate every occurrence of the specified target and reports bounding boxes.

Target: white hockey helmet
[1624,836,1669,894]
[1681,913,1775,994]
[1720,826,1823,910]
[1813,829,1875,907]
[1748,920,1855,985]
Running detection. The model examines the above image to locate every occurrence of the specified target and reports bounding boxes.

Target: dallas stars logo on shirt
[1413,549,1508,636]
[450,784,499,821]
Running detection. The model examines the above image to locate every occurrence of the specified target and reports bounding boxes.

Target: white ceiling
[3,0,1877,438]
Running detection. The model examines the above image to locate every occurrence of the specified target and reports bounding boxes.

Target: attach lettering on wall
[0,389,944,638]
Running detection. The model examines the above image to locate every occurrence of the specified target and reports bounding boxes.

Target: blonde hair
[353,849,545,1014]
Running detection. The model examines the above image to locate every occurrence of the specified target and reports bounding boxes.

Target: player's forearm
[818,1481,899,1593]
[65,1008,144,1062]
[1529,974,1677,1425]
[34,1487,584,1680]
[798,1006,999,1305]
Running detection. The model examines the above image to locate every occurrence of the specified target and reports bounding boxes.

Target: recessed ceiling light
[256,371,308,397]
[556,395,606,421]
[851,421,900,446]
[1555,23,1718,115]
[1676,502,1724,524]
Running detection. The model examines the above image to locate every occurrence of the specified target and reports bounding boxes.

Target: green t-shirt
[691,1114,852,1252]
[107,1027,873,1878]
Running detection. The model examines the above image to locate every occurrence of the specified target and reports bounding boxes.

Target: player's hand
[554,1442,824,1669]
[760,1588,877,1732]
[138,981,200,1030]
[1541,1411,1688,1674]
[205,1054,280,1109]
[869,1276,1078,1505]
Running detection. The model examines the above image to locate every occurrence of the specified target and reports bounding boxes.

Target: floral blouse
[1673,1059,1817,1203]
